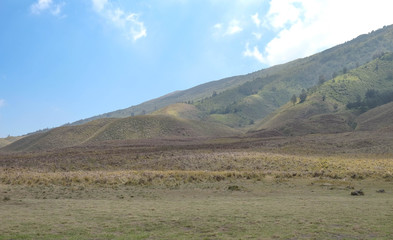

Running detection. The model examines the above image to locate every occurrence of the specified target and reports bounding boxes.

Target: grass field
[1,134,393,239]
[1,178,393,240]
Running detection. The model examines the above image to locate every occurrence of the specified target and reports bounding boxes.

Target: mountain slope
[193,25,393,127]
[253,52,393,136]
[73,25,393,127]
[71,74,253,125]
[151,103,206,121]
[356,101,393,131]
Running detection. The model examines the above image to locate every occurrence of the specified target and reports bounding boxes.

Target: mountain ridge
[73,25,393,129]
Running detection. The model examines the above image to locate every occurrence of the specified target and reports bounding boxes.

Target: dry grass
[1,152,392,187]
[1,132,393,187]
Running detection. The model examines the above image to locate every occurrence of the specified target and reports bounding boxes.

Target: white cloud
[243,43,264,63]
[251,13,261,27]
[126,14,147,41]
[92,0,108,12]
[31,0,65,16]
[31,0,52,14]
[92,0,147,42]
[213,23,222,29]
[212,20,243,37]
[0,99,5,108]
[265,0,303,30]
[225,19,242,35]
[50,2,65,16]
[252,32,262,40]
[244,0,393,66]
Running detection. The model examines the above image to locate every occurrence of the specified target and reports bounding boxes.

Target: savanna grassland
[1,132,393,239]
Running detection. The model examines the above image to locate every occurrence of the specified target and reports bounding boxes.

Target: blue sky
[1,0,393,137]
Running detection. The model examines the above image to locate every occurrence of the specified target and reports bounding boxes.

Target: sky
[1,0,393,137]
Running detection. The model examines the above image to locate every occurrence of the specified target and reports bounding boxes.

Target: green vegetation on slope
[191,25,393,128]
[255,52,393,135]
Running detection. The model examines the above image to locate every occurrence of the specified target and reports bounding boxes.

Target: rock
[351,190,364,196]
[227,185,241,191]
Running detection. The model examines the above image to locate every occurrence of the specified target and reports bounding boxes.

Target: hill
[0,136,24,148]
[87,114,239,144]
[2,113,239,152]
[253,52,393,136]
[1,118,114,152]
[74,25,393,128]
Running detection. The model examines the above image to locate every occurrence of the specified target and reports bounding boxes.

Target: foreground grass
[1,179,392,239]
[1,135,393,239]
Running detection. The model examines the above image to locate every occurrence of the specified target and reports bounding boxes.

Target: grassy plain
[1,179,393,239]
[1,133,393,239]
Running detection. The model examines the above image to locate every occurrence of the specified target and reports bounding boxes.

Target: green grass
[1,179,392,239]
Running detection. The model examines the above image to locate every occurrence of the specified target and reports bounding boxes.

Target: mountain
[74,25,393,128]
[253,52,393,136]
[3,25,393,152]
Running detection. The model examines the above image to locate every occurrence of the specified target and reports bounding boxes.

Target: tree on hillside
[387,71,393,80]
[332,72,338,79]
[365,89,378,99]
[318,75,326,85]
[291,94,297,105]
[299,89,307,103]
